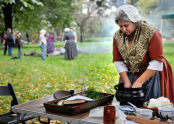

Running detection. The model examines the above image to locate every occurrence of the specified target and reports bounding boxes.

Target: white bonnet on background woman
[40,29,46,35]
[64,28,70,33]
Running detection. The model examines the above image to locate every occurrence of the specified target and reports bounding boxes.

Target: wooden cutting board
[63,99,86,105]
[126,116,165,124]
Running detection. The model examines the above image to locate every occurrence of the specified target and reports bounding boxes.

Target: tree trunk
[26,32,31,43]
[2,3,13,30]
[80,25,83,43]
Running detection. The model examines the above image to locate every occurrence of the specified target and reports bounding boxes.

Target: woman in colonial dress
[15,31,22,59]
[113,5,174,102]
[47,32,55,53]
[63,28,78,59]
[39,29,47,60]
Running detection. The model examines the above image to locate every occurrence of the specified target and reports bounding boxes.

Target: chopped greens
[86,87,102,99]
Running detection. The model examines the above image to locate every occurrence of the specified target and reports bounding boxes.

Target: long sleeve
[114,61,128,73]
[147,60,163,71]
[113,37,123,62]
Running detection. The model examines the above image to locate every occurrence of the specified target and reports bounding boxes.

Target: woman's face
[117,20,136,36]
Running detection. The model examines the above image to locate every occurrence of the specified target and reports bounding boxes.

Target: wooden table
[12,94,174,124]
[12,95,105,124]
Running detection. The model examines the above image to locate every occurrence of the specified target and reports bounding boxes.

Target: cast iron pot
[114,83,145,107]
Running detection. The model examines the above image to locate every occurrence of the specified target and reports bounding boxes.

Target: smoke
[76,5,121,53]
[101,16,119,37]
[77,8,120,53]
[97,6,119,38]
[78,42,112,53]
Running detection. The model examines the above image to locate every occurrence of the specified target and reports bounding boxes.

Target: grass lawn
[0,41,118,113]
[0,41,174,123]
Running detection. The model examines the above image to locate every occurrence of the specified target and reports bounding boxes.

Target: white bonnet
[115,5,141,23]
[64,28,70,32]
[40,29,46,35]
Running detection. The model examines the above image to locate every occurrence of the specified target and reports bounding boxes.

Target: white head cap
[64,28,70,32]
[40,29,46,35]
[115,5,141,23]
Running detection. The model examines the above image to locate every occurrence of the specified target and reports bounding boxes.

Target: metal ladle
[127,102,140,112]
[128,102,153,118]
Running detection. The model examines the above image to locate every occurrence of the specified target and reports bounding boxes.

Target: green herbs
[86,87,101,100]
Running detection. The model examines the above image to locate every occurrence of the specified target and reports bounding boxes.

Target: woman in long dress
[47,32,54,53]
[113,5,174,102]
[63,28,78,59]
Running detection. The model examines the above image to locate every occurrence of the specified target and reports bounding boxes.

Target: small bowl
[136,108,153,119]
[158,106,174,119]
[119,105,135,115]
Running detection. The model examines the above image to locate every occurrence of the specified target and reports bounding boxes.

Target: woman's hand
[131,82,142,88]
[120,72,132,88]
[124,82,132,88]
[131,69,157,88]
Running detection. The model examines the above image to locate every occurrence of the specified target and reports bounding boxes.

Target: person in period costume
[63,28,78,59]
[113,5,174,102]
[6,28,15,56]
[15,31,22,59]
[2,32,7,55]
[47,32,55,53]
[39,29,47,60]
